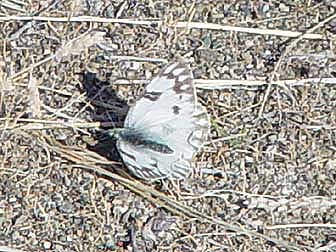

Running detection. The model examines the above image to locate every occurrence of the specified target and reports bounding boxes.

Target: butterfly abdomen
[119,129,173,154]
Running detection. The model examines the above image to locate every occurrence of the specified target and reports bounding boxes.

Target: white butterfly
[113,60,210,180]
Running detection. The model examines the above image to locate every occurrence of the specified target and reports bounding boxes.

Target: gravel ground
[1,1,336,252]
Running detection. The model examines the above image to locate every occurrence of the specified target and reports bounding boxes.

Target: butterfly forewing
[116,61,210,180]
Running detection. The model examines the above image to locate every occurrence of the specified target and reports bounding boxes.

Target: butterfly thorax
[117,128,174,154]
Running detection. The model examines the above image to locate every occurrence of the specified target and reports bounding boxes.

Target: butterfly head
[107,128,125,140]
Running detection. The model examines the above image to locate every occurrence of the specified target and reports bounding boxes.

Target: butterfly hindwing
[117,139,191,179]
[117,61,210,180]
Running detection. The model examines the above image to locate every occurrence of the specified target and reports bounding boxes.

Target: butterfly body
[117,128,173,154]
[115,61,210,180]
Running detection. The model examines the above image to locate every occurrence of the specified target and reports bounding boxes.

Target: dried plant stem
[195,78,336,90]
[0,16,324,40]
[8,55,54,81]
[266,223,336,230]
[0,246,26,252]
[93,78,336,89]
[0,118,114,130]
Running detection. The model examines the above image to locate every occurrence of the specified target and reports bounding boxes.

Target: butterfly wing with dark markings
[116,61,210,180]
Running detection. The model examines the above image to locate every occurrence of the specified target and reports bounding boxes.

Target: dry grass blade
[175,21,325,39]
[35,134,311,252]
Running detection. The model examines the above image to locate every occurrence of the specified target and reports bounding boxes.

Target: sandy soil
[1,1,336,251]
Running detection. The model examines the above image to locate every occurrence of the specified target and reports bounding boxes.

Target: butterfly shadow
[81,71,129,172]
